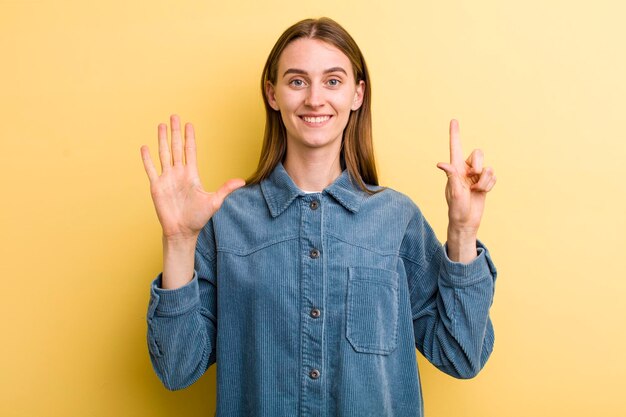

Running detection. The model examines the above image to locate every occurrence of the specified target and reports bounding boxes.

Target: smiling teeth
[303,116,331,123]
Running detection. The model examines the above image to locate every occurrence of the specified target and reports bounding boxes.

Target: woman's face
[266,38,365,155]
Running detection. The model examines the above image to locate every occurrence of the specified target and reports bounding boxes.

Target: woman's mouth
[300,115,332,126]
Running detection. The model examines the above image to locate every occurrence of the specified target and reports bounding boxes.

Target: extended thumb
[211,178,246,210]
[436,162,455,178]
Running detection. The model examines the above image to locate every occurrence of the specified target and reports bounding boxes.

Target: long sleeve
[400,210,498,379]
[146,219,218,390]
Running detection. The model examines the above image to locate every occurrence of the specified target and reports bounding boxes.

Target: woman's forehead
[277,38,353,77]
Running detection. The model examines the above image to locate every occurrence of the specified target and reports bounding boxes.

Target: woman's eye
[327,79,341,87]
[290,79,305,87]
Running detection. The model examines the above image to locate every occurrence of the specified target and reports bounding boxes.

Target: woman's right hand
[140,114,246,242]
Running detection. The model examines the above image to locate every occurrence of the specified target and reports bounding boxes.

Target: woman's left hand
[436,119,496,238]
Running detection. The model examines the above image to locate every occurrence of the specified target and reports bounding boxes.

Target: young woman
[140,17,497,417]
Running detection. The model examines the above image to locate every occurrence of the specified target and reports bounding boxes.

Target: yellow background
[1,0,625,416]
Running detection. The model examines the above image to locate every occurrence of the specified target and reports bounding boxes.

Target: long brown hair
[246,17,380,194]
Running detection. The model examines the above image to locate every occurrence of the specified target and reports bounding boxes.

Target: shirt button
[310,308,321,318]
[309,200,320,210]
[309,369,321,379]
[309,249,320,259]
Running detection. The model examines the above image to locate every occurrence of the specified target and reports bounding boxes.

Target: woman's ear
[351,80,365,111]
[265,81,280,111]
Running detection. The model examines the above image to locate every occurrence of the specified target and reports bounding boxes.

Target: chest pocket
[346,266,399,355]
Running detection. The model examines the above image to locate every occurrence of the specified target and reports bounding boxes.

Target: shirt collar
[260,162,368,218]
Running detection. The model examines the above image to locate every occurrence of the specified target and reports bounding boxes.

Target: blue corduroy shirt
[147,162,497,416]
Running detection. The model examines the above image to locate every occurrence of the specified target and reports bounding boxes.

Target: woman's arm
[404,120,498,377]
[141,115,243,389]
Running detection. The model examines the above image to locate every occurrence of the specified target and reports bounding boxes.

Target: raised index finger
[449,119,464,164]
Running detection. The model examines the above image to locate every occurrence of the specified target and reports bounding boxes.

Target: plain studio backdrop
[1,0,624,416]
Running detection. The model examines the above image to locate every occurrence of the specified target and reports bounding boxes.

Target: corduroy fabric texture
[147,162,497,416]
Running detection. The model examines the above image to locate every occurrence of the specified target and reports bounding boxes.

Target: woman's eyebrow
[282,67,348,77]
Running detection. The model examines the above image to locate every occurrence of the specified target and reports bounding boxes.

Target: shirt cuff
[440,240,497,287]
[148,271,200,317]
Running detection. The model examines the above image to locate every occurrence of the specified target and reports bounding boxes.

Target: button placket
[299,195,325,415]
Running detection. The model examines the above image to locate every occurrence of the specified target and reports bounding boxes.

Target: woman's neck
[283,146,342,192]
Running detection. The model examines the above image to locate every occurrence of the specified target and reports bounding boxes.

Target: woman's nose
[304,84,324,107]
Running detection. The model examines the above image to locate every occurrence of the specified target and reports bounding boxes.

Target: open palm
[140,115,245,240]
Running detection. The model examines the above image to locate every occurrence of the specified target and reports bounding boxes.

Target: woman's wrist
[446,226,478,263]
[161,235,198,290]
[163,232,198,248]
